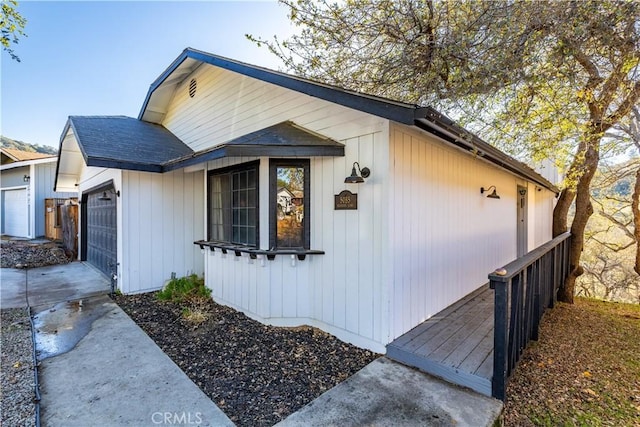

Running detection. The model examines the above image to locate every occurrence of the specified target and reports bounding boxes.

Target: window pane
[276,166,305,248]
[247,169,256,188]
[208,164,257,246]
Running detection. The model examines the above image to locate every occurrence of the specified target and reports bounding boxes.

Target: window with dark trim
[208,161,259,246]
[269,159,310,249]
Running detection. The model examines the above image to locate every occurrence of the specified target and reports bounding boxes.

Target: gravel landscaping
[1,239,71,269]
[1,309,36,427]
[114,293,379,426]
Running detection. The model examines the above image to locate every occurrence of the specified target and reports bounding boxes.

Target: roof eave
[414,115,559,193]
[138,48,421,125]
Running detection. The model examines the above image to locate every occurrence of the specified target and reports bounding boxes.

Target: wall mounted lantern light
[23,175,30,182]
[98,189,120,201]
[480,185,500,199]
[344,162,371,184]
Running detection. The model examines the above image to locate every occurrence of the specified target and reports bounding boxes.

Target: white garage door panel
[4,189,29,237]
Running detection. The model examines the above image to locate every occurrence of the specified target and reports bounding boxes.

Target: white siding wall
[200,136,390,353]
[162,64,392,352]
[388,124,545,340]
[121,168,204,294]
[34,162,77,237]
[160,63,557,351]
[162,65,386,149]
[533,187,555,247]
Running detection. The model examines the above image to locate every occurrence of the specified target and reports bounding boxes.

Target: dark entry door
[85,188,117,278]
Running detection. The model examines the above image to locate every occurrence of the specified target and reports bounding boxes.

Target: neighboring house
[1,148,76,238]
[54,48,558,356]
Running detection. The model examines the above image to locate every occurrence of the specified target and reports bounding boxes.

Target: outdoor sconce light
[23,175,30,182]
[98,189,120,201]
[481,185,500,199]
[344,162,371,184]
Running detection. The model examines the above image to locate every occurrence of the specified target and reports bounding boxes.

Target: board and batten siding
[121,168,204,294]
[202,130,391,353]
[161,65,386,149]
[387,123,556,341]
[33,161,76,237]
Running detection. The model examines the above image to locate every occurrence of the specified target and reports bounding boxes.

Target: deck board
[402,287,492,353]
[386,284,495,397]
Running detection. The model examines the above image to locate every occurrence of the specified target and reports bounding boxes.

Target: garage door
[3,189,29,237]
[85,188,117,278]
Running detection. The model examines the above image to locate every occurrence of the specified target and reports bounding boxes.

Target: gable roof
[1,147,54,163]
[140,48,428,126]
[138,48,557,193]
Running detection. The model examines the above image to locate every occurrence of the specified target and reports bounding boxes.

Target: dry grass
[504,297,640,426]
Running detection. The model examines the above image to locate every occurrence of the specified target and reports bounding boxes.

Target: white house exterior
[55,48,557,353]
[1,148,76,238]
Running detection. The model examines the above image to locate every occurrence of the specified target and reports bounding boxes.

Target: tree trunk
[557,138,600,303]
[633,165,640,275]
[552,141,586,238]
[552,188,575,237]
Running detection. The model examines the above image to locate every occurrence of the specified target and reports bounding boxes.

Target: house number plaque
[334,190,357,210]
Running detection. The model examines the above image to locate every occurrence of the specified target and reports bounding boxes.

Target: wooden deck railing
[489,232,572,400]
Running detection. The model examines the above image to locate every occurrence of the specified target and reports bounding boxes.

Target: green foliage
[1,135,58,155]
[156,274,211,304]
[1,0,27,62]
[252,0,640,172]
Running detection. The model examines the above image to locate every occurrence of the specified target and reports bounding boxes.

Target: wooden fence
[489,232,572,400]
[45,198,78,258]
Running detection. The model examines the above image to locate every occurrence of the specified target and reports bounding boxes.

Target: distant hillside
[1,135,58,155]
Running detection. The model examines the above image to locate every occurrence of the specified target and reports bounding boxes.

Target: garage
[83,186,117,278]
[3,188,29,237]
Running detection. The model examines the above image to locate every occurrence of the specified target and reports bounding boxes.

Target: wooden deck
[386,285,494,397]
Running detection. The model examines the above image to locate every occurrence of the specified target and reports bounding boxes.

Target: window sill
[194,240,324,261]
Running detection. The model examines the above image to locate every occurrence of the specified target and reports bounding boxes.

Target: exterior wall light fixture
[23,175,30,182]
[481,185,500,199]
[344,162,371,184]
[98,189,120,201]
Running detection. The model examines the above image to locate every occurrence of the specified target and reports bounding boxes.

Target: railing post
[492,279,509,401]
[489,232,571,401]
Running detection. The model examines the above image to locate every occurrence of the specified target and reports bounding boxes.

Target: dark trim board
[386,345,492,397]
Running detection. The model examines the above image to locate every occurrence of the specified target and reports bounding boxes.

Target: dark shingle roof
[165,121,344,171]
[68,116,193,172]
[65,117,343,174]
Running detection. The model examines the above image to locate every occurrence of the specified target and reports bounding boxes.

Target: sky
[1,1,295,149]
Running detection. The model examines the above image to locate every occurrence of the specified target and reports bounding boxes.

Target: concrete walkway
[1,262,232,427]
[37,295,233,426]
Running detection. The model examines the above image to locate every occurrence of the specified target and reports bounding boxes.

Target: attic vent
[188,78,197,98]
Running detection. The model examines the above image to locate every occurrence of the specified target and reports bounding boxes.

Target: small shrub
[157,274,211,303]
[182,306,209,325]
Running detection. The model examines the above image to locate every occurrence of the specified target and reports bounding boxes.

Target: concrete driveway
[1,262,110,309]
